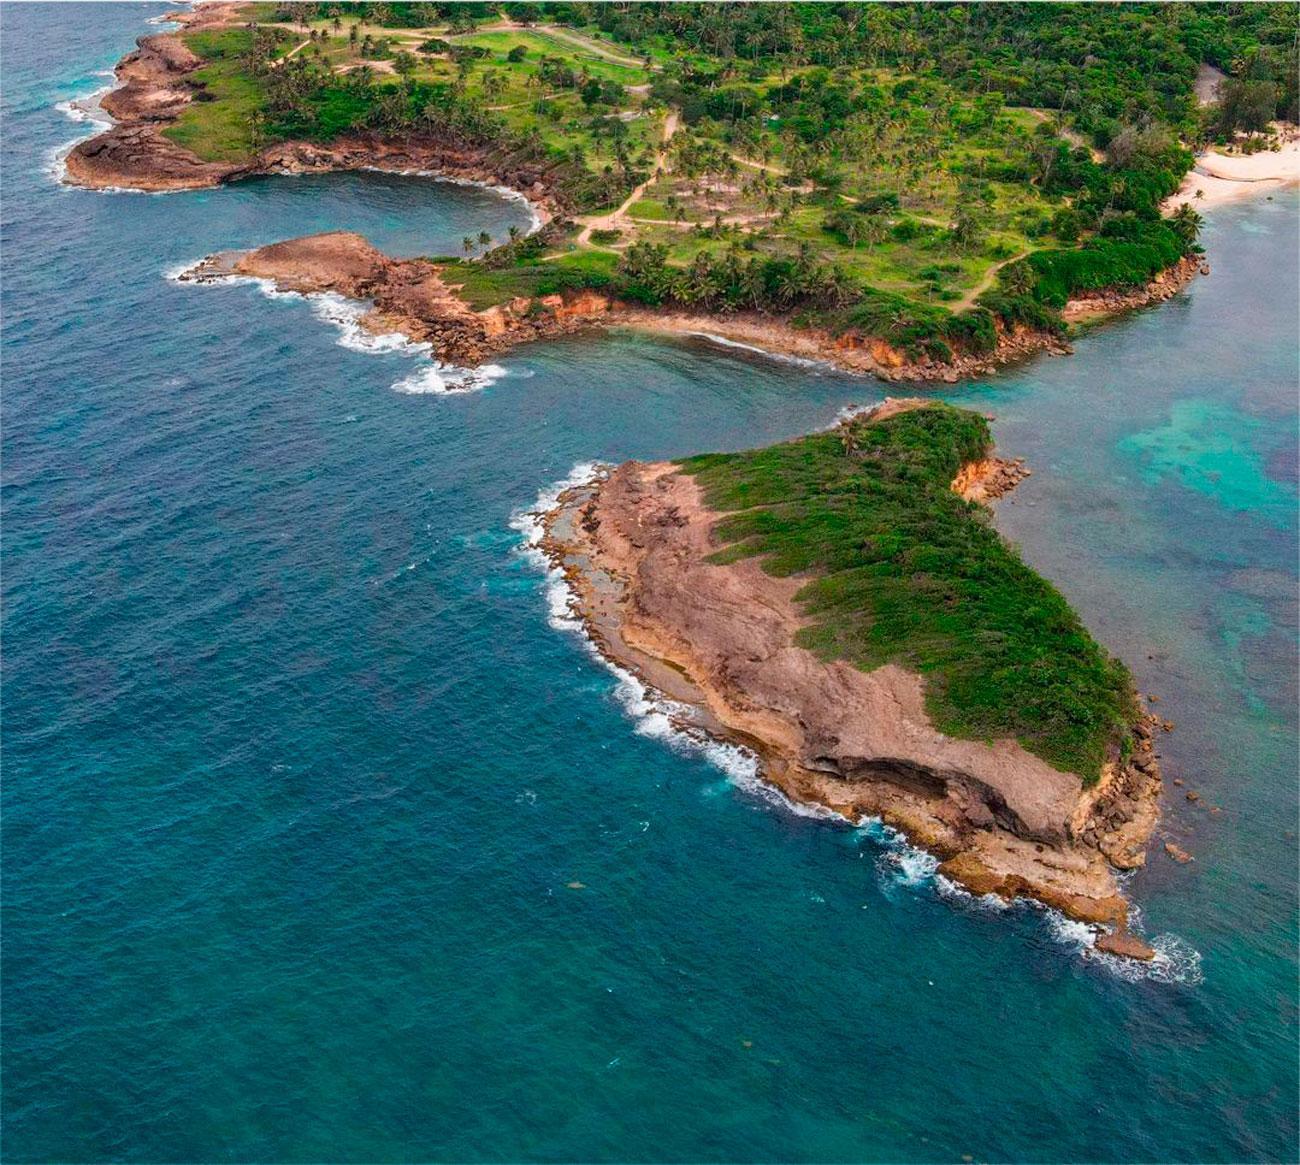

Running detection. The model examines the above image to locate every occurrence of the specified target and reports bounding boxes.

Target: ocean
[3,5,1297,1161]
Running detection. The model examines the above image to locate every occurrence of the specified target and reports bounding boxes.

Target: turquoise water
[3,6,1297,1161]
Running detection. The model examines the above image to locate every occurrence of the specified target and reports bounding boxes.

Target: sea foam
[46,76,115,186]
[509,464,761,789]
[164,261,512,395]
[685,331,828,371]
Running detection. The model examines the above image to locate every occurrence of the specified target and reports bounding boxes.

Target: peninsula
[66,2,1297,379]
[540,400,1164,957]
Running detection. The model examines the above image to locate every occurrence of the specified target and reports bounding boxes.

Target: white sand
[1167,137,1300,210]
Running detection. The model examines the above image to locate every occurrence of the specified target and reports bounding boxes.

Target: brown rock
[1164,842,1193,863]
[1095,929,1156,961]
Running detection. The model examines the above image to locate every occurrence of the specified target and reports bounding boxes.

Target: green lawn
[164,28,275,162]
[451,29,650,85]
[437,249,620,309]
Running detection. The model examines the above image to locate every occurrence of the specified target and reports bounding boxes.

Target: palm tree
[1000,259,1035,298]
[1170,202,1204,247]
[463,236,475,255]
[478,230,492,247]
[861,214,887,252]
[507,225,521,242]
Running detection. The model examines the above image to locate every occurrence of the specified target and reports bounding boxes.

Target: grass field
[437,249,620,309]
[163,28,277,162]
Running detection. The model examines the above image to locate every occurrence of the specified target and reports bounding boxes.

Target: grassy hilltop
[682,403,1136,781]
[165,1,1296,360]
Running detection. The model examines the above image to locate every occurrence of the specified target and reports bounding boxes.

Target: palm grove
[194,1,1295,360]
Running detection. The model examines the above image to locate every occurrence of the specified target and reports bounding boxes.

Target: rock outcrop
[67,10,1205,386]
[539,401,1162,956]
[1063,255,1207,323]
[180,232,617,365]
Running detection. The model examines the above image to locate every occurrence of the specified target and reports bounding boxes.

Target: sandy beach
[1168,136,1300,209]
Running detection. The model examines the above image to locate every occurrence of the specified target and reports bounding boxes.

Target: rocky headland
[538,399,1164,958]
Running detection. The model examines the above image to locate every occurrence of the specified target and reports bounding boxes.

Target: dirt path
[952,249,1029,311]
[1026,108,1104,162]
[575,109,679,248]
[730,152,787,175]
[628,212,777,229]
[278,38,311,63]
[532,25,653,69]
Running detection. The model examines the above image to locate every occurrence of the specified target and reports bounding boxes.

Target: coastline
[533,402,1166,959]
[68,8,1221,387]
[62,6,564,227]
[53,9,1246,954]
[170,238,1207,386]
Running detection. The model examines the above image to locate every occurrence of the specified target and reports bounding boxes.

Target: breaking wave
[853,817,1201,981]
[686,331,829,371]
[46,74,115,185]
[164,260,511,395]
[509,463,760,789]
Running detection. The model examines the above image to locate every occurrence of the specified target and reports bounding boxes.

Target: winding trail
[575,109,679,249]
[953,248,1030,311]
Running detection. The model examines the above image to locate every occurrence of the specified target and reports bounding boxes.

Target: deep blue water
[3,6,1297,1162]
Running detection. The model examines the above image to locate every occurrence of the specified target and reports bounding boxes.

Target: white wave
[510,464,763,789]
[305,291,432,356]
[55,84,114,126]
[686,331,828,371]
[828,402,883,428]
[392,362,510,396]
[46,80,115,185]
[163,257,209,284]
[1040,901,1203,984]
[513,467,1204,983]
[164,262,511,394]
[853,815,1200,980]
[1051,914,1205,985]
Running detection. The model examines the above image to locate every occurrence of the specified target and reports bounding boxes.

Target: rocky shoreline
[67,9,1207,386]
[63,7,569,220]
[173,231,1204,385]
[536,400,1164,959]
[178,232,618,367]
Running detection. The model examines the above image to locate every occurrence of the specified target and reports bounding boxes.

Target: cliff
[68,12,1205,386]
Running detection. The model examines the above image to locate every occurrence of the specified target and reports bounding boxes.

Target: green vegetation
[164,27,290,160]
[680,404,1137,781]
[165,2,1294,359]
[437,246,618,308]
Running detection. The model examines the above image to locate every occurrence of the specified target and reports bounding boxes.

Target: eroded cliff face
[539,405,1162,955]
[63,9,571,215]
[66,15,1203,384]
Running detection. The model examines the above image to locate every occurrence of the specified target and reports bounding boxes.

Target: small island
[66,1,1296,379]
[541,400,1164,957]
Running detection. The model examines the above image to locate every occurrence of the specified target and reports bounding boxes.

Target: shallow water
[3,5,1297,1161]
